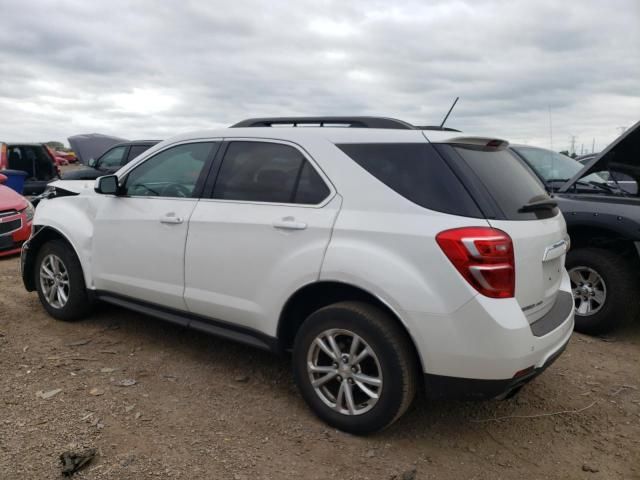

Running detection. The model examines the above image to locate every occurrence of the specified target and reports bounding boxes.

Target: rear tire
[292,301,418,435]
[35,240,93,321]
[566,247,638,335]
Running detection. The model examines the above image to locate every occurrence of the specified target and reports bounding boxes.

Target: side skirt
[95,291,280,353]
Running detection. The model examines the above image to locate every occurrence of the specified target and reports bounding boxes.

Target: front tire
[566,247,639,335]
[35,240,92,321]
[292,301,418,435]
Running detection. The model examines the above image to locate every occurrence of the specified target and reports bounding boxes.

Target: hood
[68,133,127,165]
[0,184,28,211]
[48,179,97,195]
[560,120,640,192]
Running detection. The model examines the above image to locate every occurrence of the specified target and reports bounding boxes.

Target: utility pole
[580,144,584,155]
[570,135,577,156]
[592,138,595,153]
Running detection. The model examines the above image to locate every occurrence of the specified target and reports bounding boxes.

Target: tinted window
[337,143,482,217]
[213,142,329,204]
[127,144,152,163]
[98,146,127,169]
[453,146,557,220]
[7,145,55,180]
[123,142,213,198]
[294,161,330,204]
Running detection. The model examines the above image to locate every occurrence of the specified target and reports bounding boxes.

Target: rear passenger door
[184,140,340,335]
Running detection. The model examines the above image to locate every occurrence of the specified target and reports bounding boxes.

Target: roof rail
[415,125,462,132]
[230,116,416,130]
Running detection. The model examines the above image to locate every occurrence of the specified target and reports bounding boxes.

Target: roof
[157,126,496,146]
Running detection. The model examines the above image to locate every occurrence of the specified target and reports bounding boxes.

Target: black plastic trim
[95,291,280,353]
[529,291,574,337]
[423,336,569,400]
[230,116,415,130]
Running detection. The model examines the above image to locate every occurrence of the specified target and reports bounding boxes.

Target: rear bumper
[423,335,569,400]
[404,269,575,385]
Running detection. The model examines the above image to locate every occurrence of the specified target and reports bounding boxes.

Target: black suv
[511,120,640,334]
[62,140,159,180]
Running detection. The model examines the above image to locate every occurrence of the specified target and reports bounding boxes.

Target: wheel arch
[22,226,85,291]
[567,223,640,263]
[277,281,425,372]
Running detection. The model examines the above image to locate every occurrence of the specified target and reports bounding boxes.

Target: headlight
[23,201,35,222]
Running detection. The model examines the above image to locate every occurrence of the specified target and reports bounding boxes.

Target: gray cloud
[0,0,638,153]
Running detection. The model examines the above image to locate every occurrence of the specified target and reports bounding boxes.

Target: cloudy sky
[1,0,638,153]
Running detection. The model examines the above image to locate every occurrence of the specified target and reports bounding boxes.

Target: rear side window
[127,144,152,163]
[212,142,329,204]
[337,143,482,217]
[452,146,557,220]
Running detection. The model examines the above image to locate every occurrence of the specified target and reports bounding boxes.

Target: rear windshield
[452,146,557,220]
[337,143,482,218]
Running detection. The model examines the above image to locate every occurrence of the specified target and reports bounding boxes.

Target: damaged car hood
[68,133,127,165]
[560,120,640,192]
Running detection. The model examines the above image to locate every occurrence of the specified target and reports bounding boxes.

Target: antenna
[440,97,459,128]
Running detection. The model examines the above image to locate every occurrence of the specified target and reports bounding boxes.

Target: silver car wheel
[569,266,606,316]
[40,254,70,309]
[307,328,383,416]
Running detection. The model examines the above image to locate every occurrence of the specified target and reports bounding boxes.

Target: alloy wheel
[307,328,383,415]
[39,254,70,309]
[569,266,606,316]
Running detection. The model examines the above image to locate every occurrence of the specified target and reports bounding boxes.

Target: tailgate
[489,213,568,322]
[443,143,570,323]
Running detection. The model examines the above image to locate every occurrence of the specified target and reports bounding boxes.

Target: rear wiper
[519,198,558,213]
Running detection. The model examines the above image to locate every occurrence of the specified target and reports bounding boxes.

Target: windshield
[513,146,605,184]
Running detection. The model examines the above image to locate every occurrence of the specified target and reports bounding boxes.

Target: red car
[0,173,33,257]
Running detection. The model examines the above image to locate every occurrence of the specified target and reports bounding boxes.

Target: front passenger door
[92,141,218,310]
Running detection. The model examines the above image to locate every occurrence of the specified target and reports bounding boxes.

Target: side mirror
[0,173,6,184]
[88,158,97,168]
[95,175,120,195]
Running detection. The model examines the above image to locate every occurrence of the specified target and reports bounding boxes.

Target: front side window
[212,141,329,204]
[123,142,214,198]
[98,146,127,169]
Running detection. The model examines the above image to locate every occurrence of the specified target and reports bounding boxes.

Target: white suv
[21,117,574,434]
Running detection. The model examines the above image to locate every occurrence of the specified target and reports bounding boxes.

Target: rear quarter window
[337,143,482,218]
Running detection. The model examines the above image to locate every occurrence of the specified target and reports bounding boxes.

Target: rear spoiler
[429,136,510,150]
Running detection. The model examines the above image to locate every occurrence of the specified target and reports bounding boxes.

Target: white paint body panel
[31,126,574,382]
[92,196,198,310]
[184,195,341,333]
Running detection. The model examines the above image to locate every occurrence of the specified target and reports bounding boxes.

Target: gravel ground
[1,255,639,479]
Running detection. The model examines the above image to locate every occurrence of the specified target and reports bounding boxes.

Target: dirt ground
[1,255,639,479]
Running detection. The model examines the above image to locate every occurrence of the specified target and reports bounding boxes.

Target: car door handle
[160,214,184,225]
[272,217,307,230]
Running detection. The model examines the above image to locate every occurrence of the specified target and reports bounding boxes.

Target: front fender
[25,197,98,289]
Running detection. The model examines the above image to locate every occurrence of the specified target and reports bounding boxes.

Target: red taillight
[0,143,7,170]
[436,227,515,298]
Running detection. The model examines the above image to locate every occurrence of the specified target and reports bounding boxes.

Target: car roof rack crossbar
[230,116,416,130]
